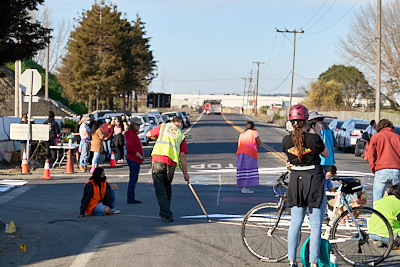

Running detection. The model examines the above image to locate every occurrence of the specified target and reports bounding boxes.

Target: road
[0,113,399,266]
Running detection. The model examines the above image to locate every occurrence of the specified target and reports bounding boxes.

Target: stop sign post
[19,69,42,164]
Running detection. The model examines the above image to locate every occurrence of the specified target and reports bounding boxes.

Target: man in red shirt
[367,119,400,205]
[146,116,190,222]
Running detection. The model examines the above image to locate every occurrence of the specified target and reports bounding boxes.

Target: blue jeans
[92,189,117,216]
[92,151,100,166]
[80,142,89,167]
[103,139,112,158]
[127,158,141,202]
[373,169,400,205]
[288,194,326,264]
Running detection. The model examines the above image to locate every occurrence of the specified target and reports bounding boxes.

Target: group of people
[236,105,400,267]
[78,115,190,224]
[73,114,130,173]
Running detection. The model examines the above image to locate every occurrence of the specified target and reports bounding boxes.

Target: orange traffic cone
[65,149,75,174]
[21,149,30,174]
[40,159,53,179]
[109,151,117,167]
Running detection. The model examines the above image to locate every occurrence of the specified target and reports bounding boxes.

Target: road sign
[19,69,42,96]
[10,123,49,141]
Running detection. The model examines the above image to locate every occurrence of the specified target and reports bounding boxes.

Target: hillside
[0,66,76,117]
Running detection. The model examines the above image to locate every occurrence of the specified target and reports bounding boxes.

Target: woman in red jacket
[125,117,144,204]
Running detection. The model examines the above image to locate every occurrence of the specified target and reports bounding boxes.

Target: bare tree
[338,1,400,109]
[32,6,71,73]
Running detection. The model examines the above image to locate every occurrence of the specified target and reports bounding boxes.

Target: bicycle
[241,171,394,266]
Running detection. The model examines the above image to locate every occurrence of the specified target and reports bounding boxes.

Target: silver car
[336,118,369,152]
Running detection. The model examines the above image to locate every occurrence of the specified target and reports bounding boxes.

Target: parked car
[328,119,345,143]
[146,114,159,130]
[161,111,189,128]
[181,111,191,126]
[146,112,164,125]
[161,114,170,123]
[336,118,369,152]
[355,125,400,157]
[131,113,150,145]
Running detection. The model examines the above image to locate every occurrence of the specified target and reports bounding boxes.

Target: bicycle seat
[331,177,363,194]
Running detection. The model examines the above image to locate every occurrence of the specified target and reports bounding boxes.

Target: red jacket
[124,129,144,164]
[102,123,114,140]
[367,127,400,173]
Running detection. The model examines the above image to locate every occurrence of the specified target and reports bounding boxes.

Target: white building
[171,93,305,110]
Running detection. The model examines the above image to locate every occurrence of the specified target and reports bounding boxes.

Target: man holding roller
[146,115,190,222]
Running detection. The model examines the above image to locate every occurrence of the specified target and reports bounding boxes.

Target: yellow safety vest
[151,123,185,168]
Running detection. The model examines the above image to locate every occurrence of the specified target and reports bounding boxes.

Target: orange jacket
[85,180,107,215]
[236,129,259,160]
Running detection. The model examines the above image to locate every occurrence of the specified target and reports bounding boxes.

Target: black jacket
[80,181,113,215]
[43,118,60,139]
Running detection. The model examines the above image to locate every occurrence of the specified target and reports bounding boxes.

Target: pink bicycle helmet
[289,104,308,121]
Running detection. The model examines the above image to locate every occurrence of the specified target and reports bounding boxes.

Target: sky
[41,0,371,96]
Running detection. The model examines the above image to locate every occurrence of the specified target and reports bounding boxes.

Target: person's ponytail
[291,120,306,161]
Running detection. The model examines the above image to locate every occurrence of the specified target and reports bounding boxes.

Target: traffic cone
[65,149,75,174]
[40,159,53,179]
[21,149,30,174]
[109,151,117,167]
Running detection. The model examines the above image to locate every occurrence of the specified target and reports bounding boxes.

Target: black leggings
[115,145,124,160]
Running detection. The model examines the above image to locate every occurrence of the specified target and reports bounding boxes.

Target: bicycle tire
[330,206,393,266]
[241,202,292,262]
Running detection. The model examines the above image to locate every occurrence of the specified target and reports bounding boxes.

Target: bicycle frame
[322,190,364,243]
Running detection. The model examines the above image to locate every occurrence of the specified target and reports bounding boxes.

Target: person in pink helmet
[282,104,329,267]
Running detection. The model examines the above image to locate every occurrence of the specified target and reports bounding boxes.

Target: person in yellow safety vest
[236,121,262,194]
[368,185,400,247]
[146,116,190,222]
[77,167,119,217]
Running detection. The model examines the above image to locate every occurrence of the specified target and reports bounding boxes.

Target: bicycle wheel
[330,206,393,266]
[241,202,291,262]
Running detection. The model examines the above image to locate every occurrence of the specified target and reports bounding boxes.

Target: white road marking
[70,230,110,267]
[0,186,33,205]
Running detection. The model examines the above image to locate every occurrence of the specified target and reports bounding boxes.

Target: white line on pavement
[70,230,110,267]
[0,186,33,205]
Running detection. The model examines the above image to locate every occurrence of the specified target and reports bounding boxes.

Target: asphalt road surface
[0,113,399,266]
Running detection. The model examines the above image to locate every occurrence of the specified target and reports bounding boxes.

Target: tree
[57,1,157,112]
[338,1,400,110]
[302,79,343,110]
[318,65,371,108]
[126,15,157,112]
[0,0,50,67]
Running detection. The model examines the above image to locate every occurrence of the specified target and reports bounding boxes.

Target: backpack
[300,237,339,267]
[361,131,369,141]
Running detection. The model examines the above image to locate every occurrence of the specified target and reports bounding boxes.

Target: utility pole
[253,61,264,116]
[247,70,253,113]
[276,29,304,109]
[241,77,247,113]
[14,60,20,117]
[45,31,50,100]
[375,0,381,123]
